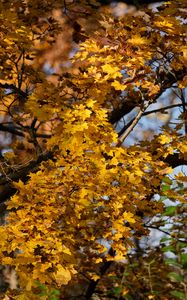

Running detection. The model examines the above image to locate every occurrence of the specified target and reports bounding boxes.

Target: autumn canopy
[0,0,186,299]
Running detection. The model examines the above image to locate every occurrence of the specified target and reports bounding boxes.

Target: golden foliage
[0,0,186,299]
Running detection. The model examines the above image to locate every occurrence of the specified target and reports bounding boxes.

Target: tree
[0,0,186,299]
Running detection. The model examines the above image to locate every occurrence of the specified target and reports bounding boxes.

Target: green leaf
[35,281,47,291]
[51,290,60,296]
[50,297,59,300]
[160,237,172,243]
[165,258,181,267]
[160,237,171,243]
[170,290,186,299]
[123,271,129,276]
[159,195,168,202]
[162,184,170,192]
[162,245,175,253]
[178,242,187,250]
[181,253,187,269]
[163,206,177,216]
[112,286,122,296]
[167,272,183,282]
[162,177,172,185]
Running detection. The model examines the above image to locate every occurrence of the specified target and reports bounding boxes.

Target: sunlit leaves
[127,35,148,46]
[0,97,176,295]
[54,265,72,286]
[0,0,187,299]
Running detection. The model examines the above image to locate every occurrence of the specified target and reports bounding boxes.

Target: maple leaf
[128,35,148,45]
[54,265,71,286]
[101,64,121,76]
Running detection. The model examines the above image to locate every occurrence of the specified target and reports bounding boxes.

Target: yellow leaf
[101,64,122,79]
[158,167,173,175]
[91,274,100,281]
[86,99,96,108]
[15,294,30,300]
[95,258,103,263]
[122,288,129,296]
[123,212,135,224]
[62,248,71,255]
[158,134,171,144]
[113,254,126,261]
[25,279,33,291]
[4,38,14,45]
[128,35,148,45]
[111,80,126,91]
[54,265,71,286]
[2,257,13,264]
[148,295,155,300]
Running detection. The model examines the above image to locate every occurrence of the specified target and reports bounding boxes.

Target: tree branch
[0,123,25,137]
[117,102,149,145]
[144,224,187,243]
[85,247,115,299]
[0,123,51,138]
[143,102,187,117]
[164,153,187,168]
[118,102,187,137]
[109,67,186,124]
[0,83,28,99]
[180,89,187,134]
[0,151,53,204]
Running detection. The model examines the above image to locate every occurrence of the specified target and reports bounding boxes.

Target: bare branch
[180,89,187,134]
[118,102,187,138]
[143,102,187,117]
[0,123,25,137]
[0,123,51,138]
[0,82,28,99]
[144,224,187,243]
[117,102,149,146]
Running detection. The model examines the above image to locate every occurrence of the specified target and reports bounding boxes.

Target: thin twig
[0,122,51,138]
[117,102,149,146]
[144,224,187,243]
[143,102,187,117]
[118,102,187,138]
[180,89,187,134]
[147,261,154,294]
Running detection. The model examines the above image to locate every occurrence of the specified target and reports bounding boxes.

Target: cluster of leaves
[95,179,187,300]
[0,0,186,299]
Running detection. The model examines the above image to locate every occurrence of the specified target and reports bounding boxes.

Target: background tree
[0,0,186,299]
